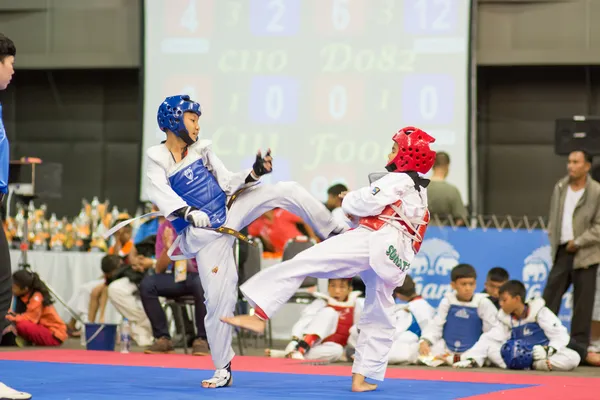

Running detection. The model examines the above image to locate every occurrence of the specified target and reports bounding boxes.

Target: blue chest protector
[406,314,422,338]
[443,305,482,353]
[168,158,227,234]
[509,322,549,349]
[0,103,9,194]
[500,322,549,370]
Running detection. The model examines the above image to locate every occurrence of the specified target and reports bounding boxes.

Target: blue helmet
[157,95,201,145]
[501,339,533,370]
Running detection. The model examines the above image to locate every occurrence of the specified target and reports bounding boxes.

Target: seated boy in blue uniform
[418,264,498,366]
[454,280,581,371]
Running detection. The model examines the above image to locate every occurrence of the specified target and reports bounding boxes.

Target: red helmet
[386,127,436,174]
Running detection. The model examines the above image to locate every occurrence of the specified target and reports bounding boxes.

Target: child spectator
[6,270,67,346]
[454,280,581,371]
[483,267,509,309]
[265,278,363,362]
[418,264,498,366]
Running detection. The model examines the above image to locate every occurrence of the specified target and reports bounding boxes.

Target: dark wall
[0,69,142,217]
[476,65,600,217]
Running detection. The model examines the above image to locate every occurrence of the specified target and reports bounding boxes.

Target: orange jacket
[13,291,67,342]
[108,240,134,261]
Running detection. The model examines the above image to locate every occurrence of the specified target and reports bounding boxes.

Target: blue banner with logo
[412,227,573,330]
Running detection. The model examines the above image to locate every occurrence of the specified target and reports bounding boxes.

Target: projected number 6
[329,85,347,120]
[332,0,350,31]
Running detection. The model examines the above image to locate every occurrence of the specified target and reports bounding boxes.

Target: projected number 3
[250,0,300,36]
[249,77,299,124]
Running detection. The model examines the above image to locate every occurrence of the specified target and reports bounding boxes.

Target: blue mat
[0,361,531,399]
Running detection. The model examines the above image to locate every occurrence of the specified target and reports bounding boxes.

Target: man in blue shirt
[0,33,31,400]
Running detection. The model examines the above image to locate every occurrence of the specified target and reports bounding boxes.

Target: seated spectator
[5,270,67,346]
[139,218,209,355]
[108,220,136,263]
[134,204,161,244]
[65,254,122,336]
[483,267,509,309]
[248,208,320,253]
[418,264,498,366]
[106,234,157,347]
[347,275,435,364]
[324,183,351,227]
[455,280,581,371]
[265,278,363,362]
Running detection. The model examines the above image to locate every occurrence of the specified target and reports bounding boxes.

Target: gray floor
[3,337,599,378]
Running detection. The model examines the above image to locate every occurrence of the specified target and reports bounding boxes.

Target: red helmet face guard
[386,127,436,174]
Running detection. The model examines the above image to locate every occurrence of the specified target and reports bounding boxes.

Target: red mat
[1,350,598,400]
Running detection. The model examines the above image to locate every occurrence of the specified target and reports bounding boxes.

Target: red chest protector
[358,200,430,253]
[323,304,355,346]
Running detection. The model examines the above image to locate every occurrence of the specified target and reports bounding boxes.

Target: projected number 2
[402,75,453,124]
[251,0,300,36]
[250,77,299,123]
[405,0,454,34]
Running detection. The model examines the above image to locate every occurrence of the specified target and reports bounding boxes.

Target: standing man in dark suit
[544,150,600,349]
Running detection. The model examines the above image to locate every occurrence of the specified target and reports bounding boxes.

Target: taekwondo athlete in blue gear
[144,94,348,389]
[0,32,33,400]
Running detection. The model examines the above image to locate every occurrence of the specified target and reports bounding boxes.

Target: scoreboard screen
[142,0,471,203]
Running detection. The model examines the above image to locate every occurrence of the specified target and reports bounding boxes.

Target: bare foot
[351,373,377,392]
[201,378,233,389]
[220,314,266,334]
[586,352,600,366]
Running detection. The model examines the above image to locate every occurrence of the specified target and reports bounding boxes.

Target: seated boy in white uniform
[418,264,498,366]
[347,275,435,364]
[266,278,363,362]
[454,280,581,371]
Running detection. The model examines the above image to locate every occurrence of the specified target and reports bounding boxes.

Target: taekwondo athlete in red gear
[143,95,348,389]
[222,127,436,392]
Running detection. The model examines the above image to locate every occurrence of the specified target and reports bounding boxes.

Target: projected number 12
[404,0,456,34]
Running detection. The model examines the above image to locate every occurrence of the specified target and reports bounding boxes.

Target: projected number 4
[249,77,299,124]
[250,0,300,36]
[403,0,456,34]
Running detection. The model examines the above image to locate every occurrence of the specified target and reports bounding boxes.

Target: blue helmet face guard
[157,94,202,146]
[501,339,534,370]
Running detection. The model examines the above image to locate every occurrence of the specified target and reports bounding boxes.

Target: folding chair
[282,236,319,304]
[164,296,196,354]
